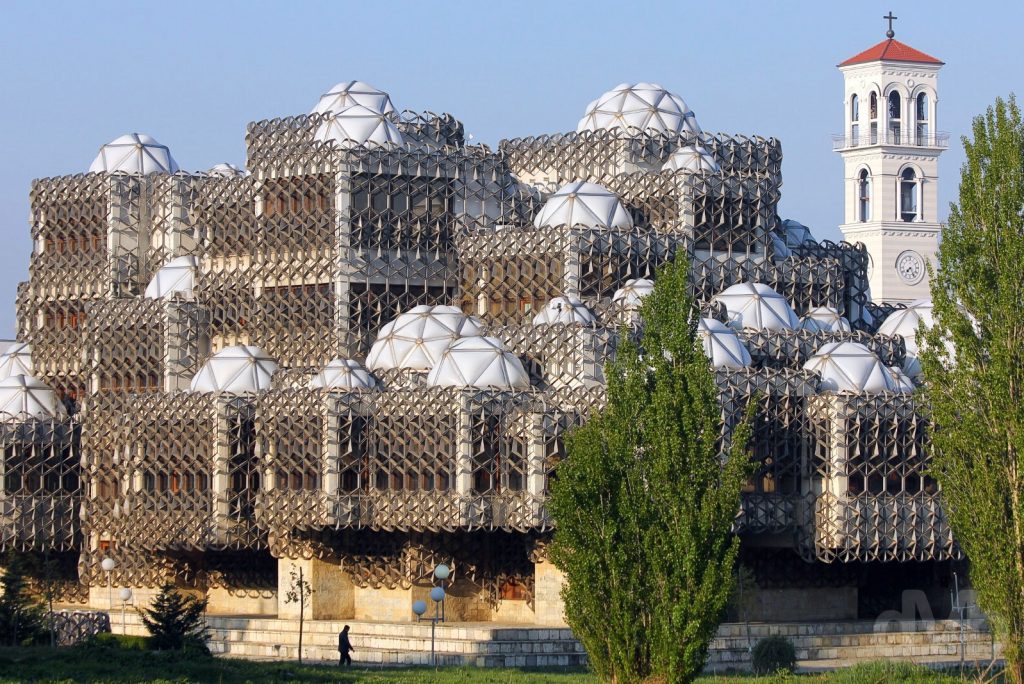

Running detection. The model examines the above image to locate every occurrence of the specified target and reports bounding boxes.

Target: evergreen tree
[921,95,1024,682]
[548,258,752,684]
[140,583,210,651]
[0,552,46,646]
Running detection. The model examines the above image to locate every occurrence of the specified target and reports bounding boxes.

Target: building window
[869,92,878,144]
[888,92,902,144]
[850,94,860,145]
[916,93,929,144]
[858,170,870,222]
[900,168,918,222]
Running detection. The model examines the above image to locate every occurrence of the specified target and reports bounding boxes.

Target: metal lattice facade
[0,82,956,614]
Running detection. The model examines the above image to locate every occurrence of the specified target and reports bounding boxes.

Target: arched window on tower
[900,168,918,222]
[869,92,879,144]
[888,92,902,144]
[850,95,860,145]
[916,93,929,145]
[858,170,870,222]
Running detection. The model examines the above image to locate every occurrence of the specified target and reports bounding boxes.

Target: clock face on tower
[896,251,926,285]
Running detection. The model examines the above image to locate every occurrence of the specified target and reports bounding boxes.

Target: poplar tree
[920,95,1024,682]
[548,258,752,684]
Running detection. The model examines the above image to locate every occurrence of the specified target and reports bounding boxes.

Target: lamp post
[411,563,449,666]
[100,557,116,614]
[118,588,133,635]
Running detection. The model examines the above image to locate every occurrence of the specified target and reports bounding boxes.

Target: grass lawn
[0,647,999,683]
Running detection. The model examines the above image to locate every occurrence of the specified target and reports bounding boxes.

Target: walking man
[338,624,354,666]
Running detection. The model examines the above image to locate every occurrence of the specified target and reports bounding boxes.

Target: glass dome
[309,358,376,390]
[577,83,701,136]
[713,283,799,332]
[144,256,198,299]
[531,296,597,326]
[0,375,65,422]
[426,337,530,389]
[367,305,484,372]
[533,181,632,230]
[190,346,278,394]
[207,163,247,177]
[803,341,901,393]
[0,342,33,380]
[612,278,654,309]
[662,145,719,173]
[89,134,179,175]
[314,104,404,149]
[311,80,396,116]
[800,306,852,333]
[699,318,752,369]
[876,300,936,377]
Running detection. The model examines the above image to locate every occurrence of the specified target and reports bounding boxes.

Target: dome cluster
[714,283,800,332]
[367,305,528,390]
[190,345,279,394]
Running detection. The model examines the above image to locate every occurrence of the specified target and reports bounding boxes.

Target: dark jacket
[339,631,353,653]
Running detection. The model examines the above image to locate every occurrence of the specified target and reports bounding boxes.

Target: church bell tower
[836,13,946,303]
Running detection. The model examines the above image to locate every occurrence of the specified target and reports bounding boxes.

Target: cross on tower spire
[884,11,898,39]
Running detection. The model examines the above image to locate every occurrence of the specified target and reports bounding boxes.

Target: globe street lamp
[100,558,116,614]
[118,587,133,635]
[412,564,449,666]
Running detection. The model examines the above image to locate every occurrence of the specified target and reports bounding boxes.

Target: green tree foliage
[140,583,210,652]
[0,552,47,646]
[284,565,314,663]
[920,95,1024,683]
[548,258,753,684]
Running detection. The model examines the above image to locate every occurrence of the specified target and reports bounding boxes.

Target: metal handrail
[832,131,950,150]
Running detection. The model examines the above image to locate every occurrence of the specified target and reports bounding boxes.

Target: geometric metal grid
[2,94,955,605]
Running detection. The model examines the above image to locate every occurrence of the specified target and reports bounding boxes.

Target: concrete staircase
[111,612,998,671]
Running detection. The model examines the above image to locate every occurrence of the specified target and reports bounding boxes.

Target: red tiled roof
[839,39,943,67]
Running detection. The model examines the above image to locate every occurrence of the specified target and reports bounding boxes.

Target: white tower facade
[835,23,946,303]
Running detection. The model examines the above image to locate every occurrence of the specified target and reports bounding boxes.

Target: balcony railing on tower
[832,131,950,151]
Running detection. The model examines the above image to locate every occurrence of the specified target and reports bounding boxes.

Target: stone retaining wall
[110,612,999,671]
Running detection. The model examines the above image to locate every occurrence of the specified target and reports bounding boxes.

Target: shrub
[751,635,797,675]
[140,583,210,651]
[85,632,150,650]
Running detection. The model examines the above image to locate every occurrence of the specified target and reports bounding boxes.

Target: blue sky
[0,0,1020,335]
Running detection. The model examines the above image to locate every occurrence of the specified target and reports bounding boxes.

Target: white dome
[876,300,937,377]
[313,104,404,149]
[800,306,852,333]
[207,163,246,177]
[144,256,197,299]
[88,134,179,175]
[576,83,701,136]
[781,219,816,248]
[532,297,597,326]
[366,305,484,372]
[612,278,654,309]
[0,375,65,422]
[803,341,899,394]
[309,358,376,390]
[0,343,33,380]
[190,346,278,394]
[714,283,799,332]
[311,81,396,116]
[533,181,632,230]
[426,337,530,389]
[698,318,752,369]
[888,366,917,393]
[662,145,719,173]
